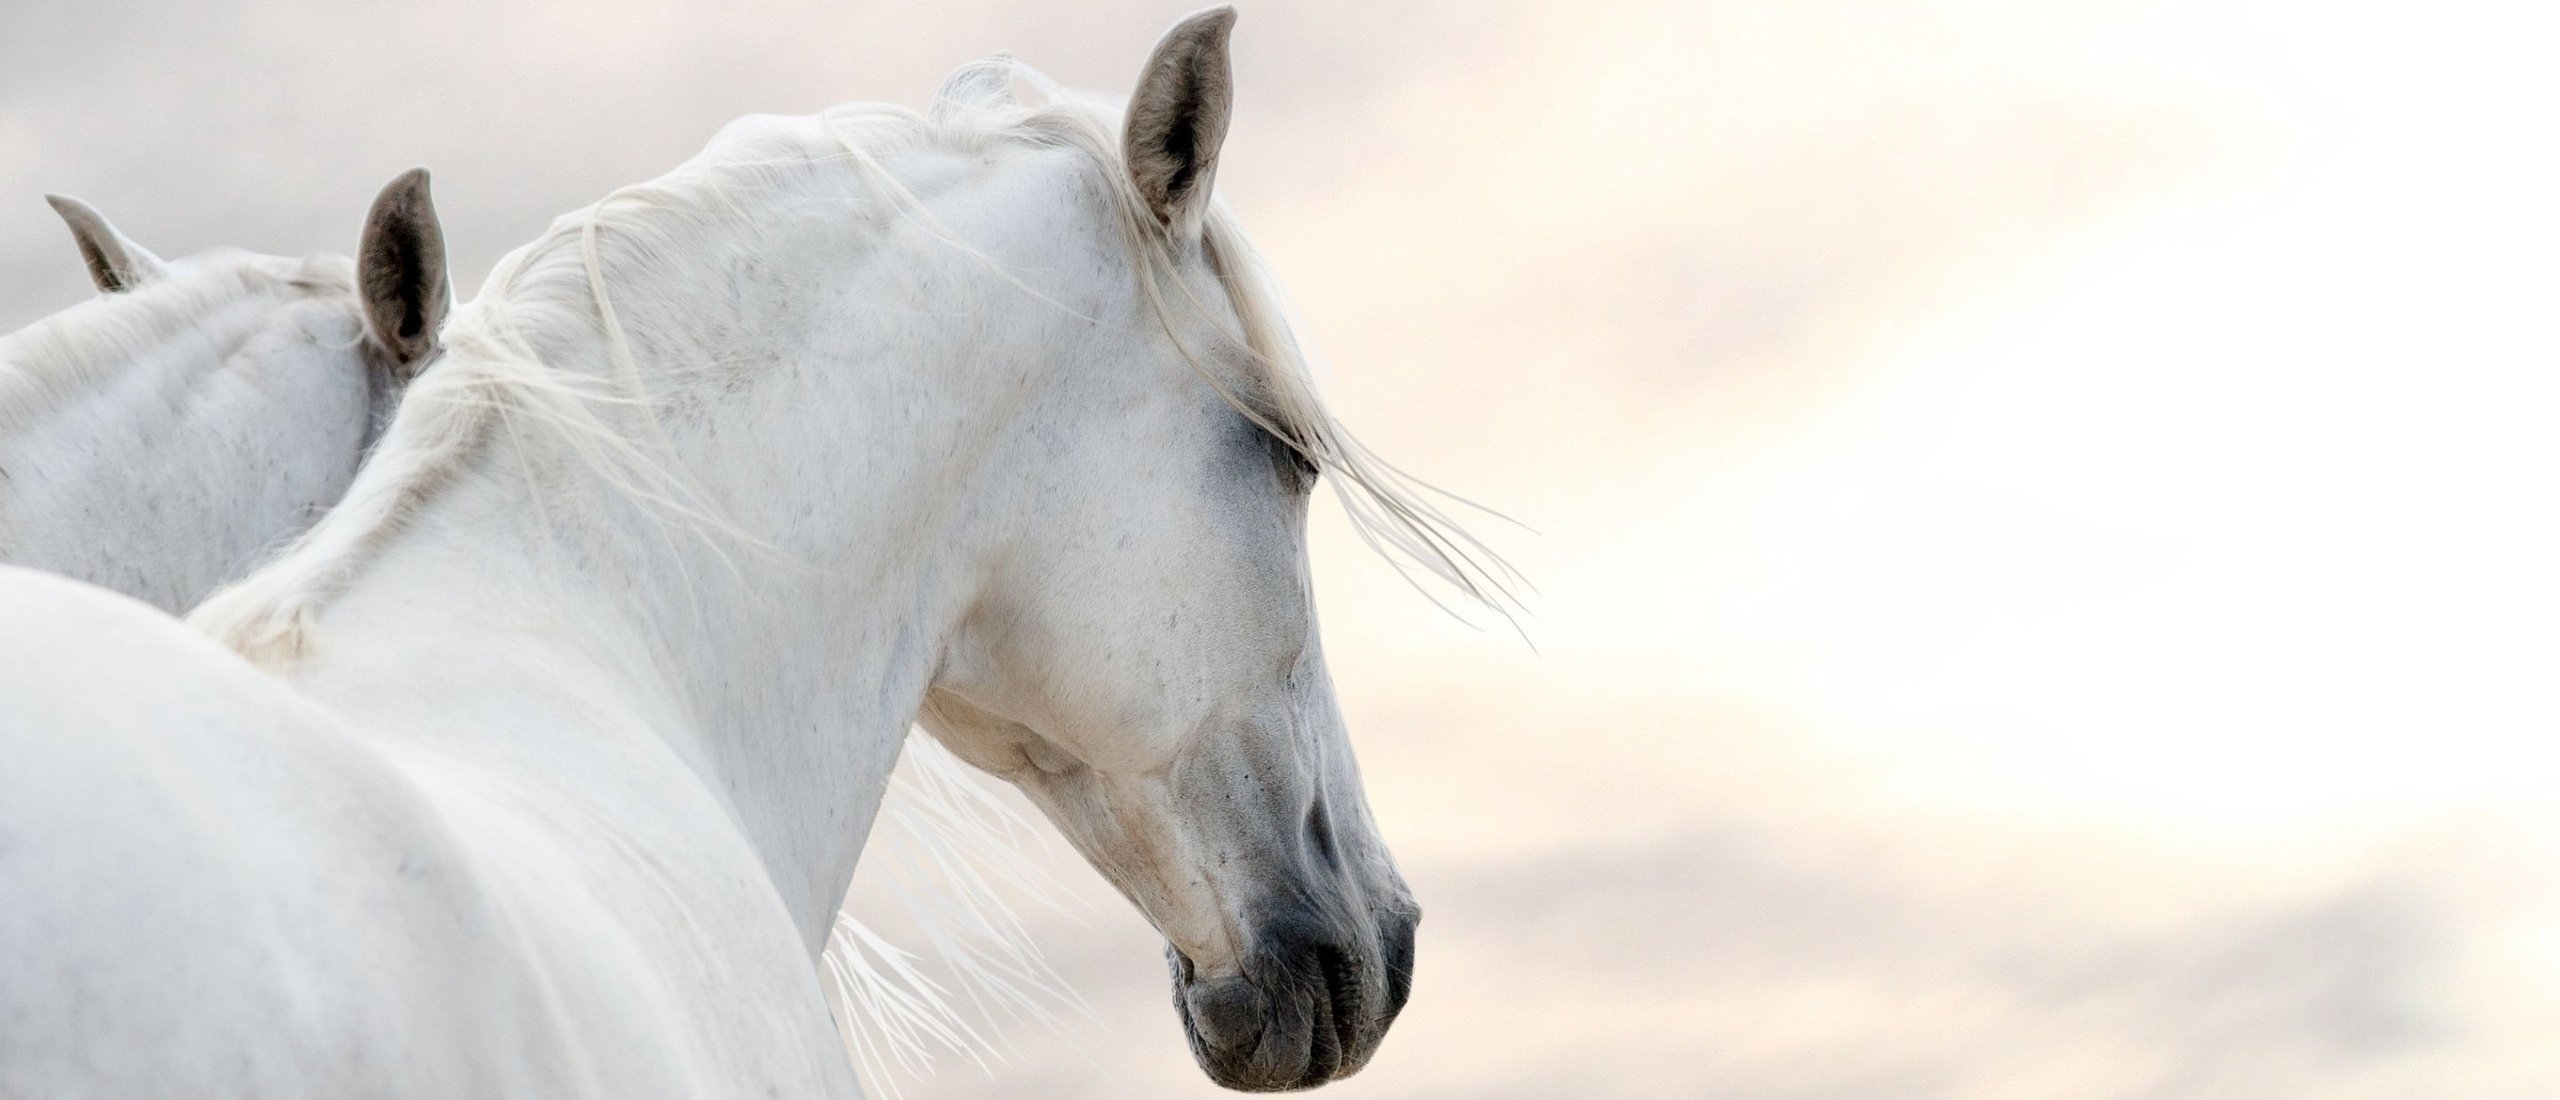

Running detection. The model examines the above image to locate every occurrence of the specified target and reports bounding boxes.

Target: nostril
[1305,799,1339,870]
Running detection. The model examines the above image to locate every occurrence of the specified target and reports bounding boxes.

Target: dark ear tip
[1177,5,1238,47]
[375,167,435,212]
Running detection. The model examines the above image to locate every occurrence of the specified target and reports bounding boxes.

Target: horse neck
[249,136,1150,949]
[277,305,1025,951]
[0,287,373,611]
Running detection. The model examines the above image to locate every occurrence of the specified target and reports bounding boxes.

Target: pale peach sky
[5,1,2555,1096]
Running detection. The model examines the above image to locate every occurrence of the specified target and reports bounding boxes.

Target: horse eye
[1263,428,1317,491]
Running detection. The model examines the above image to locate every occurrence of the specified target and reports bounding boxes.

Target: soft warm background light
[6,1,2554,1096]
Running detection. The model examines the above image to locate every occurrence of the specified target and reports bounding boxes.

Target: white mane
[190,53,1516,1094]
[0,254,355,434]
[196,56,1517,661]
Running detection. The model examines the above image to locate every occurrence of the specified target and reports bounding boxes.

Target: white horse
[3,167,1067,1092]
[0,9,1509,1096]
[0,171,449,611]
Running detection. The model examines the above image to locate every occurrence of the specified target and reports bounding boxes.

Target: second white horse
[0,171,447,611]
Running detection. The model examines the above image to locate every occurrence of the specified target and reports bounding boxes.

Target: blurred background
[7,1,2557,1096]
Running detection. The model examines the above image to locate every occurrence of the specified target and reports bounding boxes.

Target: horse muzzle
[1170,905,1418,1091]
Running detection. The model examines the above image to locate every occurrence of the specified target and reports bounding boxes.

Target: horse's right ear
[44,195,170,293]
[357,168,450,375]
[1123,6,1238,243]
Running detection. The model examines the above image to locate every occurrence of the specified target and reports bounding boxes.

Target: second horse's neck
[0,290,370,611]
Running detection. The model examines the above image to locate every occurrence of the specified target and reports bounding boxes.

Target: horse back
[0,567,573,1098]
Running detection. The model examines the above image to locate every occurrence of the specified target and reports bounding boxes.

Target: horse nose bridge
[1237,860,1401,981]
[1161,708,1409,966]
[1167,716,1313,844]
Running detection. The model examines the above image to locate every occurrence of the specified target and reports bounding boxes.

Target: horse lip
[1181,977,1271,1058]
[1307,943,1365,1084]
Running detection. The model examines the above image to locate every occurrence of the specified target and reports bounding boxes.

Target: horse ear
[1122,5,1237,242]
[930,53,1018,122]
[44,194,170,293]
[357,167,450,374]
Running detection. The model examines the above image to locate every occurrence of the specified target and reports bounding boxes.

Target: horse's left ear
[1123,5,1237,242]
[357,167,450,375]
[44,194,171,293]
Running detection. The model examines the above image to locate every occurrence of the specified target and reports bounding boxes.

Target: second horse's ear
[45,194,171,293]
[357,168,450,374]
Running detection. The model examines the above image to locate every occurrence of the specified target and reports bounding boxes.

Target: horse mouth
[1170,941,1378,1092]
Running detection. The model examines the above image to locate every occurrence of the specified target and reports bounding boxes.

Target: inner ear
[357,168,451,373]
[1122,6,1238,238]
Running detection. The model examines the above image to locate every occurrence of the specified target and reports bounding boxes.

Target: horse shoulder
[0,567,585,1098]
